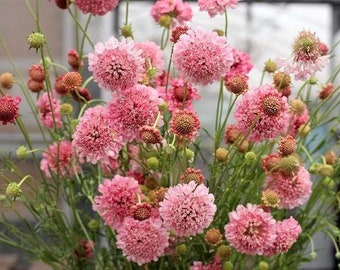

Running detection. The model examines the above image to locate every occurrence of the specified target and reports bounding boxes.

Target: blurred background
[0,0,338,269]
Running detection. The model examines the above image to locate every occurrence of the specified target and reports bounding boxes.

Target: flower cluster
[0,0,339,269]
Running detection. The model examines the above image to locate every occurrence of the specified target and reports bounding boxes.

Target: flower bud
[321,177,335,189]
[310,252,317,260]
[0,72,14,89]
[215,148,229,162]
[264,59,277,73]
[324,150,337,165]
[175,244,187,256]
[291,99,306,115]
[278,155,300,176]
[259,261,269,270]
[6,182,22,199]
[317,164,334,176]
[16,146,30,159]
[165,145,176,154]
[158,102,168,112]
[146,157,159,170]
[278,135,296,157]
[27,32,46,51]
[273,71,291,90]
[245,151,256,165]
[262,189,280,208]
[205,228,222,246]
[60,103,73,115]
[120,24,134,38]
[319,83,334,100]
[223,261,233,270]
[217,245,231,260]
[158,15,171,28]
[27,79,44,93]
[29,64,45,82]
[88,219,100,231]
[309,76,318,85]
[185,148,195,162]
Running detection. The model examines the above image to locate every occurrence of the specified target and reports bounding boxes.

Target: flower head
[37,92,63,128]
[234,84,290,142]
[277,30,329,80]
[0,95,21,125]
[264,166,312,209]
[159,181,216,237]
[93,175,141,230]
[88,37,144,91]
[107,84,162,142]
[198,0,239,17]
[116,217,169,266]
[179,168,205,184]
[263,217,302,256]
[74,0,119,16]
[170,109,200,141]
[224,203,276,255]
[29,64,45,82]
[225,48,253,79]
[134,41,165,76]
[72,105,125,164]
[40,140,79,178]
[151,0,193,26]
[158,78,200,111]
[173,27,233,85]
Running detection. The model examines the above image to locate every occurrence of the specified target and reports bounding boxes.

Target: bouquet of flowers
[0,0,339,269]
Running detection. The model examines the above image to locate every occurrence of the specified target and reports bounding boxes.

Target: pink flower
[170,109,200,141]
[224,204,277,255]
[198,0,239,17]
[263,217,302,256]
[225,48,253,79]
[159,181,216,237]
[277,30,330,80]
[107,84,163,142]
[264,166,312,209]
[158,77,200,111]
[88,37,144,91]
[190,255,222,270]
[93,175,141,230]
[74,0,119,16]
[72,105,125,164]
[234,84,290,142]
[117,217,169,266]
[37,92,63,129]
[288,107,309,136]
[0,95,21,125]
[40,140,80,178]
[173,27,234,85]
[134,41,165,75]
[151,0,193,26]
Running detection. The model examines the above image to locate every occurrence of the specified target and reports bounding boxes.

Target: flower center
[262,95,281,116]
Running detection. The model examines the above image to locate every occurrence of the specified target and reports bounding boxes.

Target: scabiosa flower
[150,0,193,26]
[264,166,312,209]
[288,107,310,137]
[179,168,205,184]
[74,0,119,16]
[198,0,239,17]
[116,217,169,266]
[173,27,233,85]
[319,82,334,99]
[159,181,216,237]
[263,217,302,256]
[40,140,80,178]
[138,125,163,144]
[134,41,165,76]
[170,109,200,141]
[225,74,248,95]
[93,175,141,230]
[88,37,144,91]
[158,78,200,111]
[36,92,63,128]
[170,25,190,43]
[277,30,330,80]
[62,71,82,92]
[224,203,276,255]
[72,106,125,164]
[224,48,253,79]
[107,84,162,142]
[278,135,296,157]
[234,84,290,142]
[0,95,21,125]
